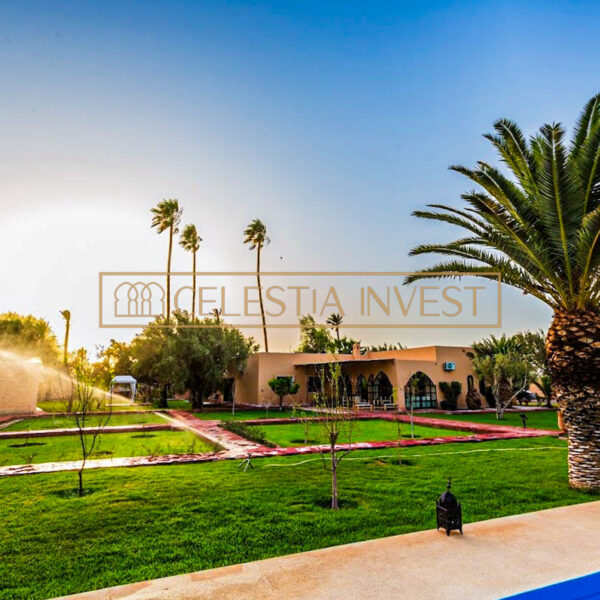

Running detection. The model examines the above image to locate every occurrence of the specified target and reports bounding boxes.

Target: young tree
[408,94,600,489]
[268,377,300,410]
[315,362,355,509]
[151,199,182,319]
[514,329,553,407]
[292,402,312,444]
[243,218,270,352]
[405,375,419,438]
[468,335,531,418]
[71,356,112,496]
[393,387,402,465]
[179,224,202,321]
[471,352,531,419]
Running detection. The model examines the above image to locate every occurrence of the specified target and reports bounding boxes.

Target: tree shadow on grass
[313,496,359,509]
[9,442,46,448]
[49,488,97,499]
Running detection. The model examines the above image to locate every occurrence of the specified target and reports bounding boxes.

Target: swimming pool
[503,571,600,599]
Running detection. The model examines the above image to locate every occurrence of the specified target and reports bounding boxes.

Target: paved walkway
[0,423,174,439]
[55,501,600,600]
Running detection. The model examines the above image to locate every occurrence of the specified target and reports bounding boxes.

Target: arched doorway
[337,373,352,404]
[373,371,393,408]
[405,372,437,409]
[356,375,368,401]
[367,374,375,402]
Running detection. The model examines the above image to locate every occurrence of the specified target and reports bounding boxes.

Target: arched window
[404,372,437,409]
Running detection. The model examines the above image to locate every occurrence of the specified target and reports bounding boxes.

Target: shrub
[439,381,462,410]
[222,421,276,448]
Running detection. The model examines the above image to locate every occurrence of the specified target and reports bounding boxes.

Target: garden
[0,435,590,600]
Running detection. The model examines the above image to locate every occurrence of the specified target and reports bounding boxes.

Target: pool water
[503,571,600,599]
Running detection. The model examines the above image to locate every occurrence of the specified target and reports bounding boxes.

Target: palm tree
[211,307,222,324]
[243,219,270,352]
[59,309,71,367]
[326,313,343,341]
[408,94,600,490]
[151,199,182,319]
[179,224,202,321]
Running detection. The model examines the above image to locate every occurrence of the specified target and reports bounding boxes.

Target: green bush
[439,381,462,410]
[222,421,276,448]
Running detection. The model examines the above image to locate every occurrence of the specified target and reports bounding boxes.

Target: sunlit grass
[0,436,591,600]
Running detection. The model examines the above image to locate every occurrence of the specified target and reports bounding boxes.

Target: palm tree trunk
[256,244,269,352]
[547,309,600,490]
[192,250,196,321]
[166,224,173,318]
[336,327,340,342]
[63,319,70,366]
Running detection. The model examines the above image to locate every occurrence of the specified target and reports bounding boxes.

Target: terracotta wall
[234,346,475,409]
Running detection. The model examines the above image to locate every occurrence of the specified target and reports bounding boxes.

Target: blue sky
[1,0,599,353]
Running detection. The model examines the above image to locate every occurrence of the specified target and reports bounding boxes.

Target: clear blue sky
[1,0,599,352]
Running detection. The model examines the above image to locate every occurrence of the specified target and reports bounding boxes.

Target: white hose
[262,445,565,468]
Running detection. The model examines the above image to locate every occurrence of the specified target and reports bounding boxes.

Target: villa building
[233,344,474,410]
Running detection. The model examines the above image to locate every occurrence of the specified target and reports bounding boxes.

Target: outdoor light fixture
[436,478,463,536]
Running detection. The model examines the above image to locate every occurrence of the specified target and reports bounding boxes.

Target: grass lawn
[167,399,192,409]
[254,419,473,447]
[0,430,215,466]
[38,399,144,413]
[1,413,166,432]
[191,408,315,420]
[1,436,594,600]
[418,411,559,431]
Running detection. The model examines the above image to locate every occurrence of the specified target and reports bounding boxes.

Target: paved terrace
[55,501,600,600]
[0,411,559,477]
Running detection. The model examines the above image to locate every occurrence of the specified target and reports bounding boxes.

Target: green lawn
[1,436,594,600]
[2,413,166,432]
[191,408,315,420]
[418,410,559,430]
[255,420,473,447]
[0,430,215,466]
[38,399,145,413]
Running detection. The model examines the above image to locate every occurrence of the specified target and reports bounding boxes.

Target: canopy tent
[109,375,137,400]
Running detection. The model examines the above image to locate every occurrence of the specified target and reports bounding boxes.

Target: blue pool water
[503,571,600,599]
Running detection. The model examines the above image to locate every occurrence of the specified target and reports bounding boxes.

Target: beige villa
[232,344,475,410]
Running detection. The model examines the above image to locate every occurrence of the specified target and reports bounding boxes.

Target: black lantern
[436,478,463,536]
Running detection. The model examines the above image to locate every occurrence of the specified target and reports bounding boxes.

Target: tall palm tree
[243,219,270,352]
[326,313,343,341]
[151,199,182,319]
[408,94,600,490]
[179,224,202,321]
[60,309,71,367]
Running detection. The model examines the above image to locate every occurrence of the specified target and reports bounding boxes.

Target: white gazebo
[109,375,137,400]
